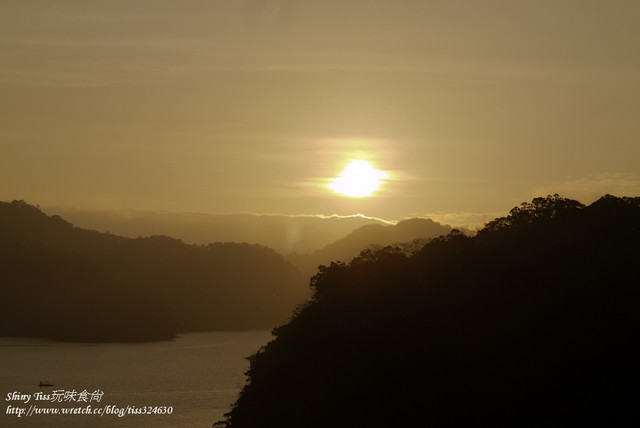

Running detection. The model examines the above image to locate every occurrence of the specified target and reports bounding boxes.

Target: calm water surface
[0,331,272,427]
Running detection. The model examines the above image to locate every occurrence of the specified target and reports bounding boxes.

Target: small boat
[38,381,53,387]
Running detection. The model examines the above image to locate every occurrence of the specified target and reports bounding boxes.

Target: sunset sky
[1,0,639,225]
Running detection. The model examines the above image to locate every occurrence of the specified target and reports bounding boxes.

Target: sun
[328,160,389,197]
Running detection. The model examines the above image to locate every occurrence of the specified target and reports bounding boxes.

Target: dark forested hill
[215,195,640,427]
[0,201,308,342]
[287,217,452,277]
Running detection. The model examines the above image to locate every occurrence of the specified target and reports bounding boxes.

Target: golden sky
[1,0,639,222]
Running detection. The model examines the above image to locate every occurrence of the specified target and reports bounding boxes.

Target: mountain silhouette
[287,217,452,277]
[0,200,308,342]
[215,195,640,427]
[46,207,390,255]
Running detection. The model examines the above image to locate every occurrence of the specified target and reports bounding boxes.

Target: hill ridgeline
[0,200,308,342]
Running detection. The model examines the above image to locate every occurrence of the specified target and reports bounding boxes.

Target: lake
[0,331,273,427]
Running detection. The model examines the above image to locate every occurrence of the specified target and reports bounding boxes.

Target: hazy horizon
[41,204,397,254]
[2,0,638,220]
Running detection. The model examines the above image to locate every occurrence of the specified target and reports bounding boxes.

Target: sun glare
[328,160,389,197]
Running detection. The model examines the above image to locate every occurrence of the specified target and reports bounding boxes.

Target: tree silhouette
[215,194,640,427]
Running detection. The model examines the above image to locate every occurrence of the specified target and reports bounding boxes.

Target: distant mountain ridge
[1,200,457,341]
[287,217,452,277]
[0,200,308,342]
[45,207,391,255]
